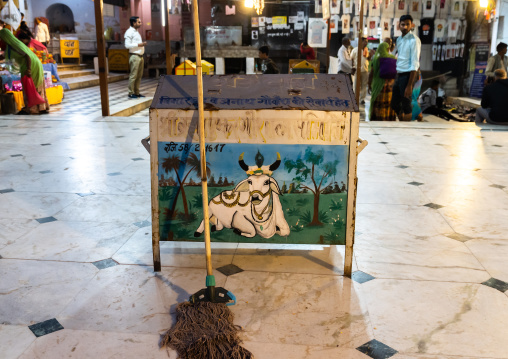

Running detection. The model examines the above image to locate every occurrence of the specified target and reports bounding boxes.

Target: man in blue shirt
[391,15,421,121]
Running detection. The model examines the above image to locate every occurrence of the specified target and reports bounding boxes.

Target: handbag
[379,57,397,79]
[21,75,46,108]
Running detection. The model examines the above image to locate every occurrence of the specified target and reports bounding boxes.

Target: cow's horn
[269,152,281,171]
[238,152,249,171]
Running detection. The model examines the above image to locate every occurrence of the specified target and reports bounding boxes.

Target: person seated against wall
[476,69,508,125]
[485,42,507,85]
[258,46,280,74]
[300,42,316,60]
[418,80,459,121]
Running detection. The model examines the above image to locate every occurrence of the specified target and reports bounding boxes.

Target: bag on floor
[0,92,17,114]
[21,75,45,108]
[379,57,397,79]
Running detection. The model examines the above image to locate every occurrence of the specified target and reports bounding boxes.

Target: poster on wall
[331,0,341,14]
[252,17,259,27]
[315,0,323,13]
[470,62,487,98]
[322,0,331,19]
[341,14,350,34]
[308,18,328,47]
[330,15,340,33]
[259,16,266,26]
[297,11,305,21]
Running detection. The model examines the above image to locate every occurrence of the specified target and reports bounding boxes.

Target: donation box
[149,74,365,270]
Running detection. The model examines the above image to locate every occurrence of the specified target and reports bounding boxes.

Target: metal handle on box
[357,137,368,154]
[141,136,150,154]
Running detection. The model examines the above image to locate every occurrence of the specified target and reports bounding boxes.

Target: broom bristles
[162,301,254,359]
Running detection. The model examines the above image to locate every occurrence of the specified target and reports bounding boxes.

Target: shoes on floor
[128,94,138,99]
[136,94,146,98]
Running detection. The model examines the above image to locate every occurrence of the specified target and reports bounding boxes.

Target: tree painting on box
[157,143,349,245]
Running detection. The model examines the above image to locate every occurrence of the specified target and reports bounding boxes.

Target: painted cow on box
[194,152,290,238]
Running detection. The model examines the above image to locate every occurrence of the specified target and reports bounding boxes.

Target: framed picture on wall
[307,18,327,48]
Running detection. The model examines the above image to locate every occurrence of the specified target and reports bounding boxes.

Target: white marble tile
[438,205,508,240]
[0,218,39,249]
[243,341,370,358]
[362,279,508,357]
[59,265,227,334]
[113,227,238,268]
[356,181,429,206]
[18,329,174,359]
[226,271,373,348]
[78,160,151,195]
[354,233,489,282]
[54,194,151,224]
[355,204,454,237]
[404,167,492,187]
[0,192,79,220]
[466,238,508,283]
[0,324,36,359]
[233,243,357,275]
[357,165,413,185]
[392,353,484,359]
[2,221,139,262]
[418,183,508,210]
[0,259,98,325]
[478,169,508,187]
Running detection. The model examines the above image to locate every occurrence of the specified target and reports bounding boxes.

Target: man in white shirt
[124,16,146,99]
[34,18,50,47]
[391,14,421,121]
[351,37,369,104]
[337,37,356,81]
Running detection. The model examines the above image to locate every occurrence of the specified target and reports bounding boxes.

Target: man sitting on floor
[476,69,508,124]
[418,80,458,121]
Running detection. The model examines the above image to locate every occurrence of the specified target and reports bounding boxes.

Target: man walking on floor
[337,37,356,81]
[391,14,421,121]
[124,16,146,99]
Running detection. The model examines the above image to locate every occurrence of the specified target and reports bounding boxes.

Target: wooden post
[326,19,331,72]
[355,0,364,105]
[94,0,109,116]
[164,0,172,75]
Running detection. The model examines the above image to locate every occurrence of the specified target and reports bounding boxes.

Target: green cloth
[368,42,396,120]
[0,28,43,87]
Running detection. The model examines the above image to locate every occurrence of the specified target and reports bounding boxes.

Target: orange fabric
[6,91,24,112]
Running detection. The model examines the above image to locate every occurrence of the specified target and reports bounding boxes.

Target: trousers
[128,54,144,96]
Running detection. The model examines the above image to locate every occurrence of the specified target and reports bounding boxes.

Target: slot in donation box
[148,74,366,274]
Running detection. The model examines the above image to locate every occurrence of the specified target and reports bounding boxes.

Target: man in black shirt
[476,69,508,124]
[258,46,280,74]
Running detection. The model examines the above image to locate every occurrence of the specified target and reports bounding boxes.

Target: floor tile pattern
[217,263,244,276]
[47,78,158,117]
[482,277,508,293]
[28,319,64,338]
[0,113,507,358]
[356,339,398,359]
[352,270,376,284]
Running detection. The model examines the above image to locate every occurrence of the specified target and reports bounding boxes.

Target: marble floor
[0,109,507,359]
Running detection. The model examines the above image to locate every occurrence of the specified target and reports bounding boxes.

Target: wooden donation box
[108,49,130,71]
[149,74,366,273]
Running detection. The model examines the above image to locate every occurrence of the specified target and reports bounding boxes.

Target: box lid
[150,74,357,112]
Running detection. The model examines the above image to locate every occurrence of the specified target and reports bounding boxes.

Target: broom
[161,0,253,357]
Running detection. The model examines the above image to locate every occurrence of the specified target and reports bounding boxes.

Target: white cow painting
[194,152,290,238]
